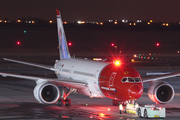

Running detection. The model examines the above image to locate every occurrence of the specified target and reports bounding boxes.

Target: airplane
[0,9,179,106]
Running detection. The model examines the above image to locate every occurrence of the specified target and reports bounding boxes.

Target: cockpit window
[128,78,135,82]
[121,77,141,83]
[122,78,128,82]
[135,78,141,82]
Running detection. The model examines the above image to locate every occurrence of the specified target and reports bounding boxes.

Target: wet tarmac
[0,62,180,119]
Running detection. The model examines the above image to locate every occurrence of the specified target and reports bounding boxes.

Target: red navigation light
[156,43,160,47]
[17,41,20,45]
[111,43,115,47]
[114,60,121,66]
[68,42,72,46]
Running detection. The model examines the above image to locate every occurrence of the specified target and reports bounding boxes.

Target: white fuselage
[54,58,110,98]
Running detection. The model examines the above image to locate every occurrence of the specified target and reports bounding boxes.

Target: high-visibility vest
[119,104,123,110]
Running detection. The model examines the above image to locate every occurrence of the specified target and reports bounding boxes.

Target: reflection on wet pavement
[0,103,135,120]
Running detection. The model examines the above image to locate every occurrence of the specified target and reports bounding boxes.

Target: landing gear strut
[58,98,71,106]
[113,99,119,106]
[58,87,76,107]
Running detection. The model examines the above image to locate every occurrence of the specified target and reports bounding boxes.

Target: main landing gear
[58,98,71,106]
[58,87,76,107]
[113,99,119,106]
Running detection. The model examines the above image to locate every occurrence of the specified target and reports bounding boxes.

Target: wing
[3,58,55,71]
[143,72,180,83]
[0,72,88,90]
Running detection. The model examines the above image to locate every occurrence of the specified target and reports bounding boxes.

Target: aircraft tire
[65,99,71,106]
[58,99,64,107]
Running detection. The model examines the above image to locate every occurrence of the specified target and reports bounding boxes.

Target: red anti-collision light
[114,60,121,66]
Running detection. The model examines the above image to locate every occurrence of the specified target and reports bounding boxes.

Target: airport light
[0,20,2,23]
[111,43,115,47]
[150,20,153,22]
[63,21,67,24]
[137,20,142,23]
[32,21,35,24]
[129,23,132,25]
[49,20,53,23]
[4,20,7,23]
[147,22,150,25]
[133,23,136,25]
[68,42,72,46]
[166,23,169,26]
[114,21,117,24]
[156,43,160,47]
[17,20,21,23]
[177,51,180,53]
[16,41,21,45]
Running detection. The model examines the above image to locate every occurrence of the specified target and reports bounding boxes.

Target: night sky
[0,0,180,22]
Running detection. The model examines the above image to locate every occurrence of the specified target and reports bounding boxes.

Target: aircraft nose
[128,85,143,99]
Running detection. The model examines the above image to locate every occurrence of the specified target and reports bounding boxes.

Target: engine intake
[33,82,60,104]
[148,81,174,104]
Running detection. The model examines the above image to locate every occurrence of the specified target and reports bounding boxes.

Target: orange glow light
[99,113,105,117]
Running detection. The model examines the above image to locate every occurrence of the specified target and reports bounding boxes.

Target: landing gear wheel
[58,99,65,107]
[138,108,141,117]
[65,98,71,106]
[112,100,119,106]
[144,109,148,118]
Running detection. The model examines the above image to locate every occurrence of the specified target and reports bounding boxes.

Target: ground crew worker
[119,102,123,114]
[135,102,139,109]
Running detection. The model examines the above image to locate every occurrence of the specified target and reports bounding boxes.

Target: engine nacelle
[148,81,174,104]
[33,82,60,104]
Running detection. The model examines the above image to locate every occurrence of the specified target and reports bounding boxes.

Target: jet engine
[33,82,60,104]
[148,81,174,104]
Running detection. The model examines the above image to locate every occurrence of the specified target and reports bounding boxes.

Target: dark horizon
[1,0,180,22]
